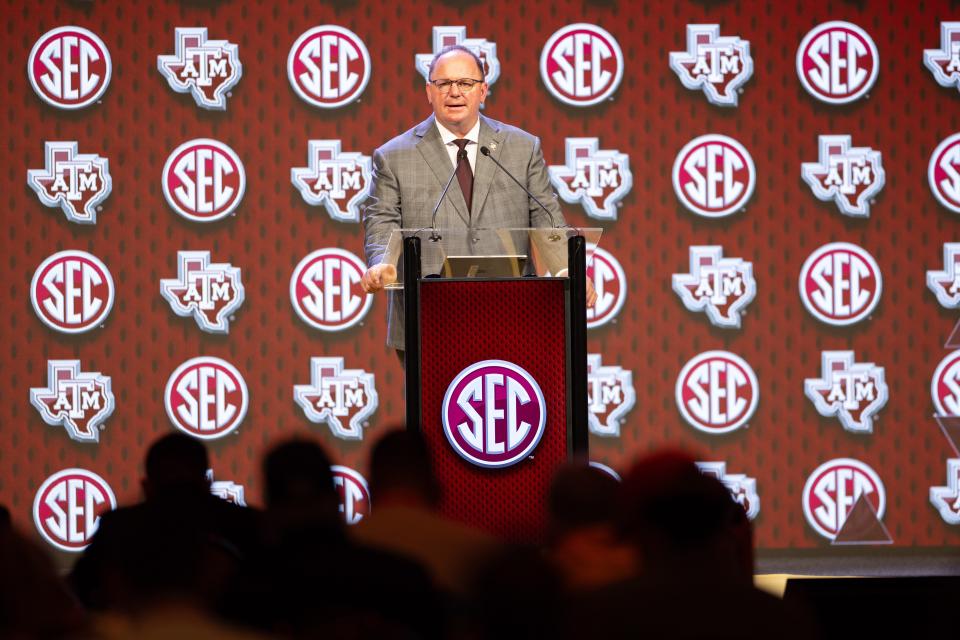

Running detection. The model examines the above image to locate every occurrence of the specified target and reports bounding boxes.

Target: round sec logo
[932,350,960,417]
[540,23,624,107]
[675,350,758,434]
[442,360,547,468]
[587,245,626,329]
[31,250,115,334]
[799,242,882,326]
[288,25,371,108]
[162,138,246,222]
[929,132,960,214]
[290,248,372,332]
[673,134,756,217]
[796,21,878,104]
[165,356,248,440]
[28,26,112,110]
[802,458,885,541]
[33,468,116,552]
[332,465,371,526]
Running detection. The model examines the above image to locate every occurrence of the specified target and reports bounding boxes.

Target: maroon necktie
[452,138,473,212]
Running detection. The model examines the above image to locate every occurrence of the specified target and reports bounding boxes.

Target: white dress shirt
[436,118,480,174]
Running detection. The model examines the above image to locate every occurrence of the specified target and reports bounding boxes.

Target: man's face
[425,51,488,134]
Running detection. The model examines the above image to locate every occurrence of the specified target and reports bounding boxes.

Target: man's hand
[586,277,597,308]
[361,264,397,293]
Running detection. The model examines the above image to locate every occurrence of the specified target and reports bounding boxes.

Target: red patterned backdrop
[2,0,959,569]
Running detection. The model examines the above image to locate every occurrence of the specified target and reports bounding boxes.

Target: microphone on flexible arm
[479,146,567,236]
[429,152,465,242]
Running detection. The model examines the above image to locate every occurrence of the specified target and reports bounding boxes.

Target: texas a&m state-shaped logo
[801,135,884,218]
[672,246,756,329]
[288,25,371,109]
[923,22,960,93]
[540,23,623,107]
[291,140,372,223]
[930,459,960,525]
[165,357,248,440]
[160,251,245,334]
[294,357,378,441]
[802,458,886,542]
[672,134,755,218]
[157,27,242,110]
[27,141,111,224]
[548,138,632,220]
[31,250,114,334]
[675,351,759,435]
[927,243,960,308]
[696,462,760,520]
[804,351,888,434]
[587,353,635,437]
[33,468,116,552]
[798,242,882,326]
[796,21,878,104]
[28,26,111,109]
[290,248,372,332]
[415,26,500,89]
[332,465,371,525]
[207,470,247,506]
[669,24,753,107]
[442,360,547,468]
[586,245,627,329]
[30,360,114,444]
[928,133,960,214]
[162,138,245,222]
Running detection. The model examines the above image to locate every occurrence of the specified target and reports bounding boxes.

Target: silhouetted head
[143,433,210,499]
[369,429,439,507]
[263,438,335,508]
[618,450,751,581]
[548,463,620,540]
[0,504,10,529]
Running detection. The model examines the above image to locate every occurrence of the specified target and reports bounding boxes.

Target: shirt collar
[436,118,480,145]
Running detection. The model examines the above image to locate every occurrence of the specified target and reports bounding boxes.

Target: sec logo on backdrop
[290,248,372,331]
[442,360,547,468]
[33,468,116,552]
[165,356,249,440]
[31,250,114,334]
[288,25,371,108]
[796,21,878,104]
[675,351,758,435]
[802,458,886,541]
[928,133,960,214]
[586,245,627,329]
[672,134,755,218]
[162,139,245,222]
[540,23,623,107]
[799,242,882,326]
[932,350,960,417]
[27,141,111,224]
[28,26,111,109]
[332,465,371,525]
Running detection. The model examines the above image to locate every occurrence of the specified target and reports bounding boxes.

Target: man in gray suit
[362,46,594,352]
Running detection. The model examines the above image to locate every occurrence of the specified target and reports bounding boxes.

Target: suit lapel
[414,116,470,227]
[471,116,504,226]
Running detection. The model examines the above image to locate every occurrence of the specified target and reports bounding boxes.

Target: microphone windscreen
[480,146,490,156]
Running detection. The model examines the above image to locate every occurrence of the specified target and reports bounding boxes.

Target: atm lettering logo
[30,360,114,443]
[27,141,111,224]
[923,22,960,93]
[294,357,378,440]
[672,246,755,329]
[801,135,884,218]
[804,351,888,434]
[157,27,242,110]
[669,24,752,107]
[549,138,632,220]
[160,251,245,334]
[291,140,372,223]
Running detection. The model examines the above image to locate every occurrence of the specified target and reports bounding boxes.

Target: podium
[382,228,602,542]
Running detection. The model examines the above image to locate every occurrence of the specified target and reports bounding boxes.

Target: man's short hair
[427,45,485,81]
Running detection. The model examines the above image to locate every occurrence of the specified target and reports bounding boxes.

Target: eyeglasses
[428,78,484,94]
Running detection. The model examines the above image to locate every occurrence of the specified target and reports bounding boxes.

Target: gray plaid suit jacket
[362,114,565,350]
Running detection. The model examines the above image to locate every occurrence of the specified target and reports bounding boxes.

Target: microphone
[480,145,564,230]
[429,153,464,241]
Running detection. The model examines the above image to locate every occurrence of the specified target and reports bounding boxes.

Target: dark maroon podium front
[398,229,589,543]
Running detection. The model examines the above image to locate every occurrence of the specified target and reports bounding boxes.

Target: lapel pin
[488,142,498,151]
